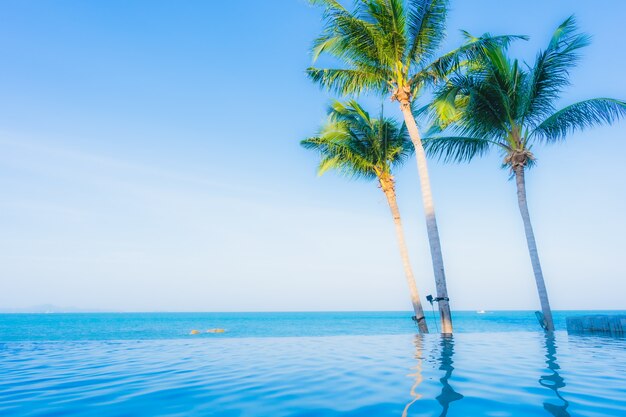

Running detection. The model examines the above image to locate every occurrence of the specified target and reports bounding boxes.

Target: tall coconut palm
[301,100,429,333]
[307,0,519,333]
[423,17,626,331]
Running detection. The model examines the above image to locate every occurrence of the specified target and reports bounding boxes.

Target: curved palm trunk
[399,104,453,334]
[514,166,555,332]
[380,174,429,333]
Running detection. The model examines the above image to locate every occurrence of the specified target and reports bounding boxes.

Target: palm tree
[423,17,626,331]
[307,0,519,333]
[301,100,429,333]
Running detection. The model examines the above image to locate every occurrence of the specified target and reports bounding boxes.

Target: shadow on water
[540,333,570,417]
[403,334,464,417]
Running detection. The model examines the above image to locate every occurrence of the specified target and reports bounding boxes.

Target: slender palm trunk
[514,166,555,331]
[399,103,453,334]
[380,174,429,333]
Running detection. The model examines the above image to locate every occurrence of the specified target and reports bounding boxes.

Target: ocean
[1,311,625,416]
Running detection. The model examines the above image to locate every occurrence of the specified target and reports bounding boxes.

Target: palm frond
[439,71,511,139]
[311,1,385,66]
[422,135,493,163]
[364,0,407,65]
[308,0,345,9]
[420,16,623,175]
[523,16,591,124]
[306,67,388,95]
[329,99,372,124]
[531,98,626,142]
[301,99,413,180]
[317,155,343,176]
[406,0,448,66]
[420,33,527,83]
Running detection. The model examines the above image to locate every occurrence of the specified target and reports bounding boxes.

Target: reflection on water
[540,333,570,417]
[403,335,464,417]
[436,335,464,416]
[402,335,424,417]
[2,333,624,417]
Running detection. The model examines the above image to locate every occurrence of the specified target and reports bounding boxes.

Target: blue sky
[0,0,625,312]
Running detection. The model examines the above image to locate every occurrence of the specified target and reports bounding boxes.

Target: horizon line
[2,308,625,314]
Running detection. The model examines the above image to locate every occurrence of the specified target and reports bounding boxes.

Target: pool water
[1,329,625,416]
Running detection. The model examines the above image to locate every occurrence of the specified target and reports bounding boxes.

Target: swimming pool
[1,330,624,416]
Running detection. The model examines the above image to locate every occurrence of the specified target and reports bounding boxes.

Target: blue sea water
[1,311,625,416]
[0,310,621,341]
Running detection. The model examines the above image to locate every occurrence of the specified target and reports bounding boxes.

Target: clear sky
[0,0,625,312]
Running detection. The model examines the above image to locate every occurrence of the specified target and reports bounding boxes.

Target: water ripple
[1,332,625,416]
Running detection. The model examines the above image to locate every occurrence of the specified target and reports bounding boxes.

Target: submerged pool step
[566,315,626,336]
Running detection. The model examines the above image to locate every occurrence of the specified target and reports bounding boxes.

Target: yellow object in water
[206,329,226,333]
[190,330,201,335]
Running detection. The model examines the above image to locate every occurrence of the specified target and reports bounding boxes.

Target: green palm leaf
[422,136,496,163]
[308,0,522,103]
[422,33,527,85]
[306,67,388,96]
[531,98,626,142]
[424,16,624,168]
[406,0,448,66]
[524,16,591,124]
[301,100,413,180]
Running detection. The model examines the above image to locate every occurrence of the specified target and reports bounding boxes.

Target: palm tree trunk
[380,174,429,333]
[514,166,555,332]
[399,103,453,334]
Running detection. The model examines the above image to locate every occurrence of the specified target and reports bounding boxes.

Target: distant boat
[477,310,486,314]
